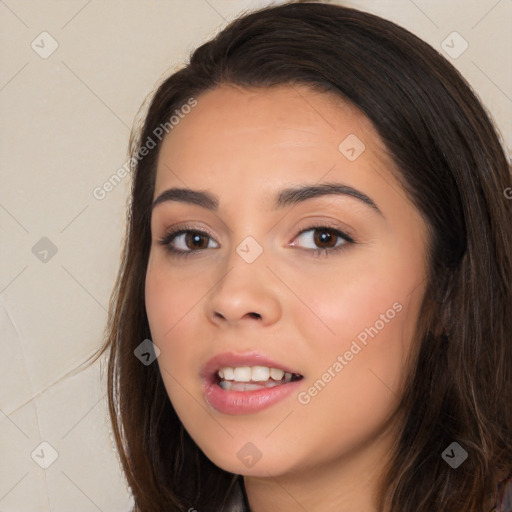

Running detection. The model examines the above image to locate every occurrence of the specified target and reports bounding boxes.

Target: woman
[87,1,512,511]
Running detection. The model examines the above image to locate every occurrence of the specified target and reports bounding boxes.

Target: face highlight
[144,84,428,496]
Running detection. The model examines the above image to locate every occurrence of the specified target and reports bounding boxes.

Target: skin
[145,84,429,512]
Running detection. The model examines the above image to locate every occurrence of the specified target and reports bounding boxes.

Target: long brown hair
[85,2,512,510]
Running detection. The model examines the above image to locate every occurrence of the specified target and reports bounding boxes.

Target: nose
[205,248,282,328]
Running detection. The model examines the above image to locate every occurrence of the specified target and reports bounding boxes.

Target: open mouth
[202,353,305,414]
[215,365,304,391]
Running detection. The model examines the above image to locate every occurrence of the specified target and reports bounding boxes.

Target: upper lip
[201,351,303,382]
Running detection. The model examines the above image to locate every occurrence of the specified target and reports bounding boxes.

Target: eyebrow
[151,182,383,216]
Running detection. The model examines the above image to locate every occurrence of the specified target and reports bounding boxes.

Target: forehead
[154,84,399,204]
[159,83,377,149]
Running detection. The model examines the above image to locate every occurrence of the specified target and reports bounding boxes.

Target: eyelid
[160,222,218,241]
[157,221,352,243]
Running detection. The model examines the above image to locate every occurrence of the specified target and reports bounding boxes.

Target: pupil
[186,233,207,249]
[314,229,336,248]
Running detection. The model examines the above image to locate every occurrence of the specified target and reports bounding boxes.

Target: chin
[194,435,302,477]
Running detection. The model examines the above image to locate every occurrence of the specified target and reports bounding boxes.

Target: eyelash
[157,223,355,259]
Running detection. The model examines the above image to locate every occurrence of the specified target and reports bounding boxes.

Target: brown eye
[184,232,210,250]
[158,229,220,257]
[313,228,338,249]
[294,226,353,251]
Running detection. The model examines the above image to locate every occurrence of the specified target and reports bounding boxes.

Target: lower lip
[204,378,303,415]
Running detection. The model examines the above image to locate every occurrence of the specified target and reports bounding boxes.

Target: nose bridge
[233,233,266,266]
[205,229,282,325]
[221,201,269,271]
[220,231,269,297]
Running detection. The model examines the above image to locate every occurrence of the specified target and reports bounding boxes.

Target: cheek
[144,258,201,379]
[288,283,421,468]
[145,260,205,417]
[289,249,423,424]
[145,255,202,341]
[287,249,420,354]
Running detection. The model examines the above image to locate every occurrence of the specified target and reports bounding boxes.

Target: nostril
[247,312,261,319]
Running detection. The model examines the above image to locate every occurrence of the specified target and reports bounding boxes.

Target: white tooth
[284,372,292,382]
[233,366,252,382]
[251,366,270,381]
[219,379,288,391]
[270,368,284,381]
[232,382,264,391]
[223,367,234,380]
[218,369,225,379]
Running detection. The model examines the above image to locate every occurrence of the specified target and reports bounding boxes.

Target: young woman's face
[145,84,429,480]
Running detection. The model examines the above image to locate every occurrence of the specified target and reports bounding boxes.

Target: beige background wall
[1,1,510,510]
